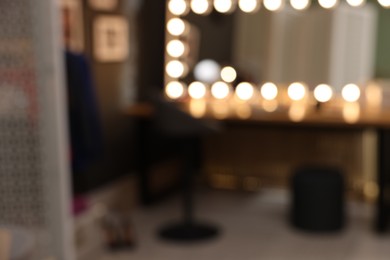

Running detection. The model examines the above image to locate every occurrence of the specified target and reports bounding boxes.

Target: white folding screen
[0,0,75,259]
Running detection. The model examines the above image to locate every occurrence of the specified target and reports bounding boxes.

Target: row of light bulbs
[169,0,390,15]
[165,80,363,103]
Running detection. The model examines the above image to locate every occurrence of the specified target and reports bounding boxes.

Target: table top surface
[125,85,390,129]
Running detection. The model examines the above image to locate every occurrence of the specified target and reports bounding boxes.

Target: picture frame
[93,15,129,62]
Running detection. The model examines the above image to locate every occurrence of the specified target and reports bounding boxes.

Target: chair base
[158,222,219,242]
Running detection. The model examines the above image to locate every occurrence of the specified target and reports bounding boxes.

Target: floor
[98,189,390,260]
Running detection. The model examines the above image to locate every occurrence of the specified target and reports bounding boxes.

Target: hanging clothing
[65,50,103,173]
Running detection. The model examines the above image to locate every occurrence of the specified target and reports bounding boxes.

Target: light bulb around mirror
[166,60,185,78]
[188,82,207,99]
[263,0,284,11]
[236,82,255,101]
[346,0,366,7]
[211,81,231,100]
[165,81,186,99]
[191,0,213,15]
[288,82,306,101]
[314,84,333,102]
[318,0,339,9]
[239,0,260,13]
[378,0,390,8]
[194,59,221,84]
[214,0,236,13]
[221,66,237,83]
[168,0,190,16]
[260,82,278,100]
[342,84,361,102]
[290,0,311,10]
[166,40,186,58]
[167,18,186,36]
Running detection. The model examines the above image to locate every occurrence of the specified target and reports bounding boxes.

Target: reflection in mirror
[164,0,390,120]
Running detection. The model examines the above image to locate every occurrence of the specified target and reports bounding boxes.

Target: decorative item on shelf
[93,15,129,62]
[89,0,118,11]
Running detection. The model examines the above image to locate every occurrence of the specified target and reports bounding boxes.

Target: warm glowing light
[235,82,254,101]
[214,0,235,13]
[211,82,231,100]
[189,99,207,118]
[221,66,237,83]
[346,0,366,7]
[191,0,212,14]
[289,103,306,122]
[378,0,390,8]
[236,103,252,119]
[290,0,311,10]
[262,100,278,112]
[166,60,185,78]
[318,0,339,9]
[263,0,284,11]
[365,82,383,109]
[165,81,186,99]
[168,0,189,15]
[166,40,186,58]
[194,59,221,83]
[363,182,379,201]
[188,82,207,99]
[260,82,278,100]
[167,18,186,36]
[287,82,306,101]
[343,102,360,124]
[342,84,361,102]
[211,102,229,119]
[314,84,333,102]
[238,0,260,13]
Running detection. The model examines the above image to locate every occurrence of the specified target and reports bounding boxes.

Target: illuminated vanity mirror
[164,0,390,103]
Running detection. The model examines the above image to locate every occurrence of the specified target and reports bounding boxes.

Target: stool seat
[291,166,345,232]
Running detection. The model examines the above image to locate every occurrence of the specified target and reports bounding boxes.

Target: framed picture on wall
[93,15,129,62]
[89,0,118,11]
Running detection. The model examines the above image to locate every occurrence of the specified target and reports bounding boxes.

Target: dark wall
[72,0,136,193]
[136,0,166,100]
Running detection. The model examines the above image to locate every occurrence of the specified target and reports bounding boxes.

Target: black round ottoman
[290,166,345,232]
